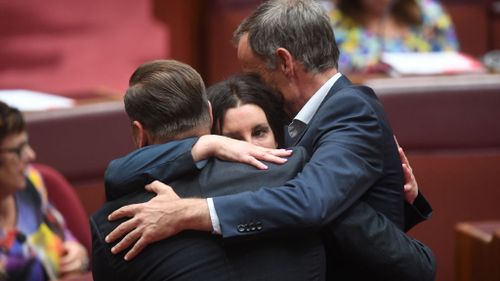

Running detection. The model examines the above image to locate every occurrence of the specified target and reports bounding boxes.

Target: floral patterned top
[330,0,459,72]
[0,166,73,281]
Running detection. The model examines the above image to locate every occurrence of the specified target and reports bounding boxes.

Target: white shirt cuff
[207,198,222,235]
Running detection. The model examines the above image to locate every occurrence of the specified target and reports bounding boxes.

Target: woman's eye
[253,128,269,138]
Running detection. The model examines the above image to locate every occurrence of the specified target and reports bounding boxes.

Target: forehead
[223,104,268,128]
[237,34,266,74]
[225,104,266,119]
[1,131,27,146]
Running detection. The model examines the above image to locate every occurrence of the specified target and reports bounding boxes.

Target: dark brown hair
[125,60,210,143]
[0,101,25,143]
[207,73,289,148]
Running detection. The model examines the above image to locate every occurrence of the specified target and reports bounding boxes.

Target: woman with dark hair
[208,73,289,148]
[330,0,459,73]
[0,101,88,281]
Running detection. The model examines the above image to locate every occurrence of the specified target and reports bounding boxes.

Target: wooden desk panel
[364,73,500,281]
[408,152,500,281]
[25,101,133,181]
[455,221,500,281]
[25,101,134,215]
[365,74,500,151]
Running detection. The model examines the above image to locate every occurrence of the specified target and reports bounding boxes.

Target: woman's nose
[23,144,36,162]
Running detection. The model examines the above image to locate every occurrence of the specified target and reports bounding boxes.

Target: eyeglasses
[0,140,30,158]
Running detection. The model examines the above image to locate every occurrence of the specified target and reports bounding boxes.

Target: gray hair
[234,0,339,73]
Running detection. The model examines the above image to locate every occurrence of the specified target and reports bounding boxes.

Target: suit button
[237,224,246,233]
[249,222,256,231]
[256,222,263,231]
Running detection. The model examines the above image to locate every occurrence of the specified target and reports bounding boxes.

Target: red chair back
[32,163,92,255]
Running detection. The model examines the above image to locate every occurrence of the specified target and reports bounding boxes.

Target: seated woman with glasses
[0,101,88,281]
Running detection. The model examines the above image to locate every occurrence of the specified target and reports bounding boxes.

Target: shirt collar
[292,72,342,125]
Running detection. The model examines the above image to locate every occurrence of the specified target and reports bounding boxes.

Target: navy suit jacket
[103,76,435,281]
[91,146,325,281]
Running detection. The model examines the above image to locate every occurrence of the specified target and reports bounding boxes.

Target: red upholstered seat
[31,163,91,255]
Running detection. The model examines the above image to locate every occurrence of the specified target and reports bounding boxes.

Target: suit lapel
[287,119,307,146]
[288,75,353,146]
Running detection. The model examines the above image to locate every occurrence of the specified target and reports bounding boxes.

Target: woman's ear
[275,48,294,77]
[131,120,150,148]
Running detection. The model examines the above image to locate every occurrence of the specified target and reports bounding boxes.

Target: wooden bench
[25,101,134,215]
[455,221,500,281]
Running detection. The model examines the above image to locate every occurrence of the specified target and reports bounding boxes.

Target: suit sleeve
[324,201,436,281]
[213,90,385,238]
[404,193,433,231]
[104,137,199,201]
[90,218,109,281]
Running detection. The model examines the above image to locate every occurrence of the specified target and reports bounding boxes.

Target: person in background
[330,0,459,73]
[0,101,88,281]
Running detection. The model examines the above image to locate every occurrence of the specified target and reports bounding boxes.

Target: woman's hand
[191,135,292,169]
[59,241,88,277]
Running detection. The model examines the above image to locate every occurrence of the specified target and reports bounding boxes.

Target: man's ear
[275,48,294,77]
[131,120,150,148]
[207,101,213,130]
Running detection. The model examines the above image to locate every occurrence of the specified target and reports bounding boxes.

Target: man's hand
[59,240,89,277]
[192,135,292,169]
[105,181,212,261]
